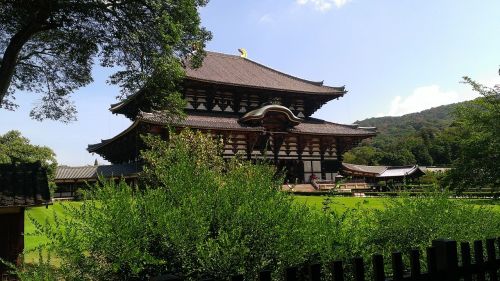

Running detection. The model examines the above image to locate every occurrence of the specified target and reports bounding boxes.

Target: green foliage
[23,192,500,279]
[0,130,57,189]
[0,0,211,121]
[8,252,60,281]
[359,194,500,255]
[418,171,446,187]
[22,130,500,279]
[24,130,340,280]
[343,146,382,165]
[346,102,464,166]
[446,77,500,190]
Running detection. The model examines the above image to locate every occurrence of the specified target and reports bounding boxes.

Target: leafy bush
[358,194,500,256]
[21,130,500,280]
[23,130,340,280]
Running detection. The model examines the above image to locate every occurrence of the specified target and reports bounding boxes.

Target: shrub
[20,130,500,280]
[23,130,340,280]
[359,194,500,255]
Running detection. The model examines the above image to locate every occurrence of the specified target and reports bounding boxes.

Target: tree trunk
[0,0,58,106]
[0,24,42,105]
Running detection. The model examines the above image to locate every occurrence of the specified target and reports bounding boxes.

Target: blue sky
[1,0,499,166]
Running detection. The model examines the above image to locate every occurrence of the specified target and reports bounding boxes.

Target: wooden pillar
[271,134,284,164]
[296,135,307,182]
[320,137,328,180]
[245,133,258,160]
[335,137,346,172]
[206,88,215,111]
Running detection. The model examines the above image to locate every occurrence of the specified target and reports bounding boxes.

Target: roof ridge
[306,117,368,129]
[58,165,96,169]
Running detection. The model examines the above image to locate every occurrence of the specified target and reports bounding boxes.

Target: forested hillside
[343,102,466,166]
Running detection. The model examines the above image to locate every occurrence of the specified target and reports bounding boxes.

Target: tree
[446,77,500,190]
[0,130,57,183]
[0,0,211,122]
[379,147,416,166]
[343,145,382,165]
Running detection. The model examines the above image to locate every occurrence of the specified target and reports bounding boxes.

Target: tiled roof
[88,112,375,153]
[378,166,425,178]
[342,163,426,178]
[342,163,388,175]
[0,163,50,207]
[139,111,265,131]
[291,118,377,136]
[55,163,141,181]
[139,111,376,136]
[109,51,346,114]
[185,51,345,95]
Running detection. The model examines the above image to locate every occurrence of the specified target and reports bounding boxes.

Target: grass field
[293,195,500,212]
[293,195,387,211]
[24,202,82,263]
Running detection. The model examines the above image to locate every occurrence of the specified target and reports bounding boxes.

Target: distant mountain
[355,102,461,136]
[344,101,469,166]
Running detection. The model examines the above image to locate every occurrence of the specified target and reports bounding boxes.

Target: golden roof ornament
[238,48,248,58]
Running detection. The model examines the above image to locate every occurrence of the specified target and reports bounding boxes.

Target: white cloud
[258,14,274,24]
[385,85,480,117]
[296,0,352,11]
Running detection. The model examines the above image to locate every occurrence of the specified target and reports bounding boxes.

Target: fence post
[460,241,472,281]
[353,257,365,281]
[284,267,297,281]
[392,252,404,281]
[331,261,344,281]
[231,274,244,281]
[474,240,486,281]
[372,254,385,281]
[486,238,498,281]
[432,239,459,281]
[259,270,271,281]
[426,246,437,279]
[409,249,421,279]
[309,263,321,281]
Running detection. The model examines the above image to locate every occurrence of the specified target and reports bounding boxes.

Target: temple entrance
[276,159,304,184]
[322,160,342,181]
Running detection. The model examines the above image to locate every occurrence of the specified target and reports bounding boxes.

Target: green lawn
[24,202,81,263]
[293,195,388,212]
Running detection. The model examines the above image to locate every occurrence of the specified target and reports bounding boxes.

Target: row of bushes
[18,130,500,280]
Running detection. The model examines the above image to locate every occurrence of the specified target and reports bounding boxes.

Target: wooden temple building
[88,51,376,183]
[340,163,426,190]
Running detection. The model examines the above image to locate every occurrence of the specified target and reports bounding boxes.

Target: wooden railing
[186,238,500,281]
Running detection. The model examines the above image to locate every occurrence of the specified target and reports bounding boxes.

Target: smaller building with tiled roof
[0,162,50,275]
[54,163,141,198]
[341,162,426,190]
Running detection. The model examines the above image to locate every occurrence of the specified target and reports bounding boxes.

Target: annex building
[85,51,376,184]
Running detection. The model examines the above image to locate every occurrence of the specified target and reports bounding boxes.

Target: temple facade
[88,51,376,183]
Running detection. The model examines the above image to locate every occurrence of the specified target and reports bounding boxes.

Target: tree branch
[0,6,60,106]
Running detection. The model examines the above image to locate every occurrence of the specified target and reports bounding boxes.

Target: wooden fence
[183,238,500,281]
